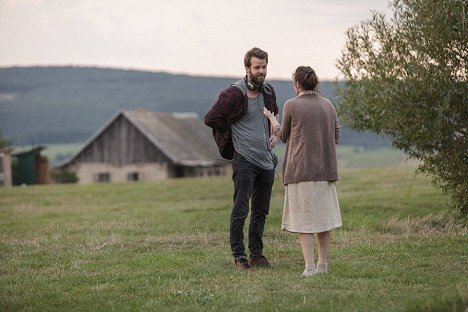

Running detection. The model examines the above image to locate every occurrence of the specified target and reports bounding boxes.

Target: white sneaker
[315,263,328,273]
[301,264,316,277]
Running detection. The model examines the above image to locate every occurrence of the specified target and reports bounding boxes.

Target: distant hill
[0,66,389,147]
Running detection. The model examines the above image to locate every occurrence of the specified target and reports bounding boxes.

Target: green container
[13,146,45,185]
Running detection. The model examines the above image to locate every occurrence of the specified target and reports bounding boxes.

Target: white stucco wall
[73,162,169,184]
[0,151,12,187]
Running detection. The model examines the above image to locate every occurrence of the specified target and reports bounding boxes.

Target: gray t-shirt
[231,93,275,170]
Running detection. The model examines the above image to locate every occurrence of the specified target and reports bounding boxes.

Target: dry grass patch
[384,212,468,235]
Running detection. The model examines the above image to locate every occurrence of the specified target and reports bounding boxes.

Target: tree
[337,0,468,216]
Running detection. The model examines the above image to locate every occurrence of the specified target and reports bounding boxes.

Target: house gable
[73,114,171,165]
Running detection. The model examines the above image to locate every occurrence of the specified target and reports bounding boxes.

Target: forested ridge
[0,66,388,147]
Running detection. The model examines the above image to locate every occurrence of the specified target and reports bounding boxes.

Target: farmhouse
[57,110,230,184]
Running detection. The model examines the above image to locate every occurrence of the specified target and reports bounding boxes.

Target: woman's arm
[263,103,291,143]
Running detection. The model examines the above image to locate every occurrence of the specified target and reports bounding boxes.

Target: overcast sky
[0,0,392,80]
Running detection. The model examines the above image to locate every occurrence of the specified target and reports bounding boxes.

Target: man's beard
[251,73,265,83]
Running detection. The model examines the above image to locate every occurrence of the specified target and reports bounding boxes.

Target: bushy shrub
[337,0,468,217]
[50,169,78,184]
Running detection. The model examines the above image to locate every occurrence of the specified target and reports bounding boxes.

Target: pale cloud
[0,0,392,79]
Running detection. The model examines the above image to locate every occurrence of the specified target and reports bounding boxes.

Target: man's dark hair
[244,47,268,67]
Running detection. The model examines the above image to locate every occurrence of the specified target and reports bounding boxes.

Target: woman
[263,66,342,276]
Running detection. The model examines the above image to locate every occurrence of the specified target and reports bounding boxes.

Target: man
[205,47,279,270]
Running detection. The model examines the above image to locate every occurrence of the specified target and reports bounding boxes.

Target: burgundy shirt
[205,83,278,159]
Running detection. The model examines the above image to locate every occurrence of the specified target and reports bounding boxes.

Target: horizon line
[0,63,342,82]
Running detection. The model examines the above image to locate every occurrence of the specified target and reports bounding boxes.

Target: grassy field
[1,165,467,311]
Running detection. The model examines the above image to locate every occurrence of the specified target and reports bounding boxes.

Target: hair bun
[294,66,318,91]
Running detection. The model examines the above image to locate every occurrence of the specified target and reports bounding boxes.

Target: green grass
[274,144,405,169]
[1,166,467,311]
[34,143,405,168]
[336,145,406,168]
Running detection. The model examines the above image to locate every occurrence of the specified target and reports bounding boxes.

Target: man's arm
[267,84,279,115]
[205,87,241,130]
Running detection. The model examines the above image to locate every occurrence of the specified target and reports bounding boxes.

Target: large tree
[337,0,468,216]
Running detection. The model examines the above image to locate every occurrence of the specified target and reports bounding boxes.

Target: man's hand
[269,135,277,148]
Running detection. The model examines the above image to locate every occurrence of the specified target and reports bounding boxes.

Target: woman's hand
[263,107,280,128]
[263,107,273,119]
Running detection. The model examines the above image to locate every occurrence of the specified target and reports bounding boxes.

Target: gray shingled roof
[123,110,222,165]
[58,110,225,167]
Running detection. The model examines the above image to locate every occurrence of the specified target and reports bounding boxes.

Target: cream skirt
[282,181,342,233]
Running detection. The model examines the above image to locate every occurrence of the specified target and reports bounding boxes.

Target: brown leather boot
[248,255,271,267]
[234,257,255,270]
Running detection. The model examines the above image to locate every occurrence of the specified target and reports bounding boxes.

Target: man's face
[246,57,267,83]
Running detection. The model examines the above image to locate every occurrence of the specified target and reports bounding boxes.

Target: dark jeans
[230,154,275,259]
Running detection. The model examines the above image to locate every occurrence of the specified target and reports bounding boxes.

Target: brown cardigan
[274,94,340,185]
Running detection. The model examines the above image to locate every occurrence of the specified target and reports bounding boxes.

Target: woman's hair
[293,66,319,91]
[244,47,269,67]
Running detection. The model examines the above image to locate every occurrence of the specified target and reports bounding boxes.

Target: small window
[97,172,110,183]
[127,172,139,181]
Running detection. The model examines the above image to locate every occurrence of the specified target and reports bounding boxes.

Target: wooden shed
[12,146,49,185]
[57,110,230,184]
